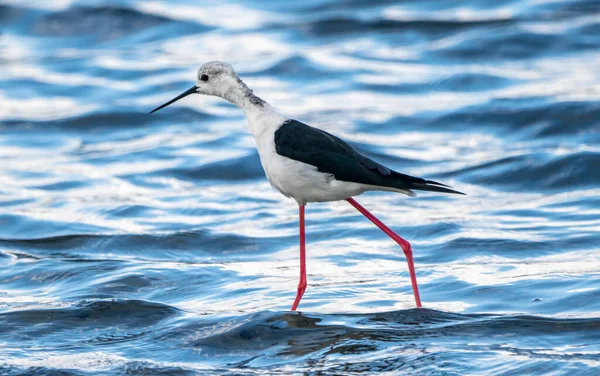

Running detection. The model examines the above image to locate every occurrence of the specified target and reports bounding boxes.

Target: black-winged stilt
[150,61,464,311]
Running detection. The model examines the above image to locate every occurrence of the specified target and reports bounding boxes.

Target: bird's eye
[200,74,209,81]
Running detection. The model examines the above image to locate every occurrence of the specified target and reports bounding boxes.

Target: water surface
[1,0,599,374]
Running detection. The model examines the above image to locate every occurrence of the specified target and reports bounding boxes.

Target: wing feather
[274,119,464,195]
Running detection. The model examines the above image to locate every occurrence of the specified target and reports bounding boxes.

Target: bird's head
[150,61,246,113]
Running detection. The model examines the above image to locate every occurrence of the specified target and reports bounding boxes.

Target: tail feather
[390,172,465,195]
[411,182,465,195]
[421,179,452,188]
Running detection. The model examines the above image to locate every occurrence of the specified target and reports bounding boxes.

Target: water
[1,0,599,374]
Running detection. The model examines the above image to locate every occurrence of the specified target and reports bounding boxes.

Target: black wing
[274,119,464,195]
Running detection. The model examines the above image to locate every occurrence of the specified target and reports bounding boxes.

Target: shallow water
[1,0,599,374]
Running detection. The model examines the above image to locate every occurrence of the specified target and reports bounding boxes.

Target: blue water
[1,0,599,374]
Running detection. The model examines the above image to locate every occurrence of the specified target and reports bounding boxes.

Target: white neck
[221,79,285,139]
[220,78,263,109]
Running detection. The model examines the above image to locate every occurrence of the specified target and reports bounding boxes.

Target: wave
[0,299,179,329]
[143,152,266,183]
[0,4,23,24]
[0,230,266,259]
[33,6,172,38]
[1,4,209,42]
[1,306,598,374]
[440,151,600,191]
[435,100,600,139]
[6,303,595,374]
[286,16,513,38]
[3,108,215,132]
[250,55,338,79]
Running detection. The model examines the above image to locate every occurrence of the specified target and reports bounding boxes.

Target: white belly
[255,131,369,205]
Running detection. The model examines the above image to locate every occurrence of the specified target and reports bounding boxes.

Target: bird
[150,61,464,311]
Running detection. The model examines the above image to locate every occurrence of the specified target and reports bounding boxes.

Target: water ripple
[1,0,599,374]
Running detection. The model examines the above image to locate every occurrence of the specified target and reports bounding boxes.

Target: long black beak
[149,85,197,114]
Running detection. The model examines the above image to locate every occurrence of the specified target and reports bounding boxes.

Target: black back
[274,119,463,195]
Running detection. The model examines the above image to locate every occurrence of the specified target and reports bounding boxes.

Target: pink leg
[346,197,422,308]
[291,205,307,311]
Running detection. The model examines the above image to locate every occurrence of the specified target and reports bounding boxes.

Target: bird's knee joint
[401,241,412,256]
